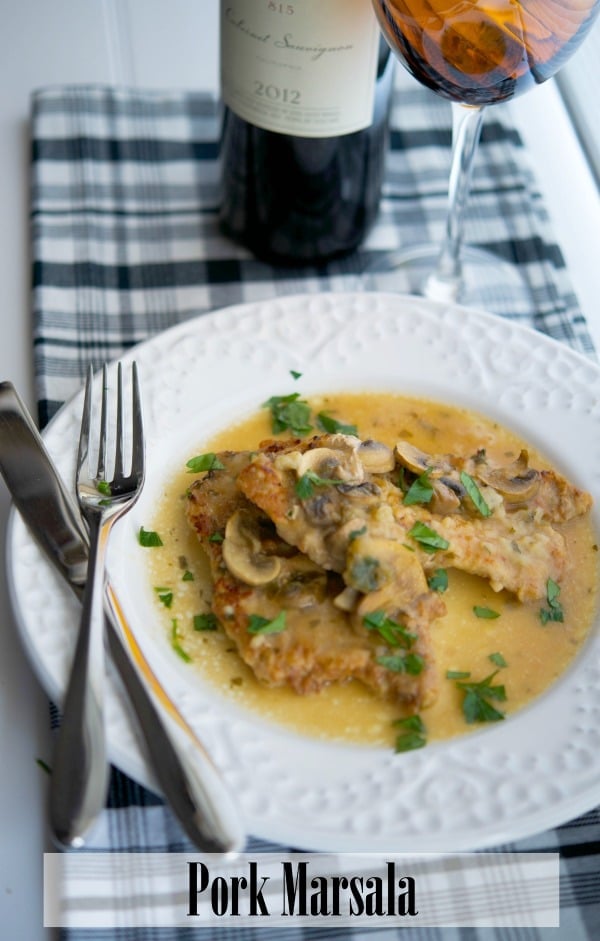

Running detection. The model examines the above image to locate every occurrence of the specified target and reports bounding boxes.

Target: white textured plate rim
[7,292,600,852]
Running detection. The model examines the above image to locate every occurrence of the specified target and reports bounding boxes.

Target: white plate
[7,292,600,852]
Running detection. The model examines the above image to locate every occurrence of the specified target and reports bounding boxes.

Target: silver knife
[0,380,243,853]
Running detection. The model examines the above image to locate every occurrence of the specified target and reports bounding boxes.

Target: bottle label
[220,1,381,137]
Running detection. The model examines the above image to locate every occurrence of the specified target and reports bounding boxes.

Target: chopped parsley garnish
[154,587,173,608]
[36,758,52,775]
[247,611,287,635]
[348,525,367,542]
[394,714,425,733]
[446,669,471,680]
[317,411,358,436]
[295,470,342,500]
[186,452,225,473]
[453,670,506,724]
[393,715,427,752]
[349,557,380,593]
[408,521,449,553]
[363,610,416,648]
[428,568,448,593]
[473,605,500,619]
[403,469,434,506]
[193,612,219,632]
[489,652,508,668]
[460,470,492,517]
[540,578,564,625]
[170,619,191,663]
[394,731,427,753]
[290,370,302,380]
[263,393,312,436]
[138,526,163,547]
[182,570,194,581]
[97,480,111,496]
[377,652,424,675]
[208,531,224,543]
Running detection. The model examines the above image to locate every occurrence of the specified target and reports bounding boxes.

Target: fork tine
[97,364,109,480]
[77,365,93,475]
[114,363,124,480]
[130,362,145,482]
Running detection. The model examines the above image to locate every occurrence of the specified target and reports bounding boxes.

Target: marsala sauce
[147,393,598,748]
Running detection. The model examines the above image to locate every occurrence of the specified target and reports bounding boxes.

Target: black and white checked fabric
[30,82,599,939]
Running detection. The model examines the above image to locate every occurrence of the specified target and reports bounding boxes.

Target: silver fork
[49,362,144,848]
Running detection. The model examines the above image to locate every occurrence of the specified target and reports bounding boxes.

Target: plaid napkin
[31,81,599,939]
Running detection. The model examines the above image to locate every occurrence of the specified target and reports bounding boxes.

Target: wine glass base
[363,243,533,313]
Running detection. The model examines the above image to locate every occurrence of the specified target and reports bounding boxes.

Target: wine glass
[370,0,600,306]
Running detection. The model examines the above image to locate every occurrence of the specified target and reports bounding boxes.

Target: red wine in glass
[370,0,600,304]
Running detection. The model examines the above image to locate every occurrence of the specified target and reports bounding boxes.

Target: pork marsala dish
[145,392,597,752]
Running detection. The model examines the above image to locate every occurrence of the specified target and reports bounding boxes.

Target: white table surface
[0,3,598,939]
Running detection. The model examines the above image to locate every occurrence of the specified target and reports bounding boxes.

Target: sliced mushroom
[296,445,363,482]
[325,517,370,571]
[430,478,461,514]
[222,508,281,586]
[394,440,452,475]
[439,475,467,499]
[303,492,343,527]
[274,557,329,608]
[344,533,440,624]
[333,585,360,611]
[358,439,395,474]
[477,450,540,502]
[337,481,381,497]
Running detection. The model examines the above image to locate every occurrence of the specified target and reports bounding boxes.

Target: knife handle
[0,381,88,587]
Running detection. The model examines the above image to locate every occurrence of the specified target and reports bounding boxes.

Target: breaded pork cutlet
[186,448,437,708]
[238,434,590,603]
[186,432,591,712]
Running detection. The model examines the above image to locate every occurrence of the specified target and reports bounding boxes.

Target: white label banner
[220,0,381,136]
[44,851,560,928]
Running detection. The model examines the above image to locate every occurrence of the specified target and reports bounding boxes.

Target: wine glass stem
[426,102,485,301]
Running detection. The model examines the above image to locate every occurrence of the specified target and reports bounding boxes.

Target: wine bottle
[218,1,394,265]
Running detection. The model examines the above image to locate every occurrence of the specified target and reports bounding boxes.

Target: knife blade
[0,380,243,853]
